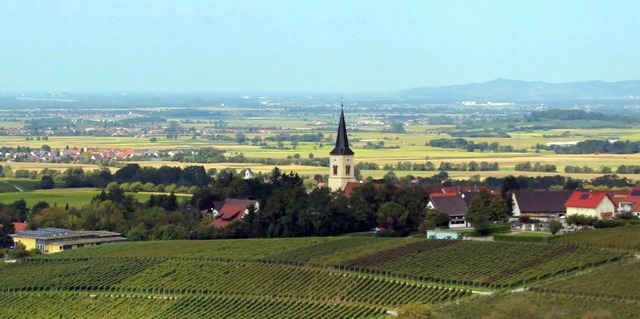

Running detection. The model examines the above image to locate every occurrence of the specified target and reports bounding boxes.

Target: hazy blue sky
[1,0,639,93]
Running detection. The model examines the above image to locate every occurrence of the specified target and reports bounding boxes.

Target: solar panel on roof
[15,228,70,237]
[579,194,590,199]
[631,190,640,196]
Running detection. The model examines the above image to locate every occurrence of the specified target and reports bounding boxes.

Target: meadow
[0,188,191,208]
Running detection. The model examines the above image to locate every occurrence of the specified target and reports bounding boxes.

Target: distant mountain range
[404,79,640,101]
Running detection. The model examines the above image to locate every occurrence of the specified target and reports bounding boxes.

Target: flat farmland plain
[2,123,640,181]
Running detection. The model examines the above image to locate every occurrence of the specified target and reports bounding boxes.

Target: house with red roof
[12,222,28,233]
[209,199,259,228]
[0,222,27,234]
[613,187,640,217]
[564,191,615,219]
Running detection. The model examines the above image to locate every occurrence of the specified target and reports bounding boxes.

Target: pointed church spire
[330,102,354,155]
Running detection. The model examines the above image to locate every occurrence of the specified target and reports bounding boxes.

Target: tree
[39,175,55,189]
[348,182,381,231]
[8,242,31,259]
[0,219,16,248]
[466,189,492,234]
[235,132,247,144]
[31,206,70,229]
[548,218,563,235]
[376,202,409,231]
[423,209,450,229]
[31,201,50,215]
[398,302,436,319]
[489,196,510,222]
[62,167,88,188]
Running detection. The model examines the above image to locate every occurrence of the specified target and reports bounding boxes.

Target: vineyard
[0,291,388,319]
[438,291,640,319]
[36,237,424,261]
[32,238,628,289]
[0,257,470,307]
[2,237,636,318]
[336,241,626,287]
[534,260,640,301]
[551,226,640,251]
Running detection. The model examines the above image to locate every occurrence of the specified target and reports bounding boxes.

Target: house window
[345,165,351,175]
[333,165,338,175]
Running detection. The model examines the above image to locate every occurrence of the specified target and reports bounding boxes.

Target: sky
[1,0,639,93]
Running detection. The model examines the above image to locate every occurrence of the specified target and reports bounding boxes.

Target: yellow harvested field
[3,125,640,181]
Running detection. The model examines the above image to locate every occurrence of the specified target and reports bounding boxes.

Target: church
[328,105,358,191]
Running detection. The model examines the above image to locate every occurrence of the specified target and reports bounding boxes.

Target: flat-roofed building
[10,227,127,254]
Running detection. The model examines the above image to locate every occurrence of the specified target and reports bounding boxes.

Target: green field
[0,178,41,193]
[0,188,101,207]
[0,188,191,208]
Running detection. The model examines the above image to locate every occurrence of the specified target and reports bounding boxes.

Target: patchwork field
[4,124,640,182]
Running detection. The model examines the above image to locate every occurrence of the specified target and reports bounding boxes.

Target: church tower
[328,104,357,191]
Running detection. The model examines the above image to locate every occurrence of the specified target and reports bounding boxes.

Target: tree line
[428,138,524,152]
[547,139,640,154]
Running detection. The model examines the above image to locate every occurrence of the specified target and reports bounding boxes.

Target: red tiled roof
[0,222,28,234]
[209,199,258,228]
[342,181,364,198]
[13,222,28,232]
[429,193,459,198]
[612,187,640,212]
[564,191,611,209]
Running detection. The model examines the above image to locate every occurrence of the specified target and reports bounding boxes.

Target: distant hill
[404,79,640,101]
